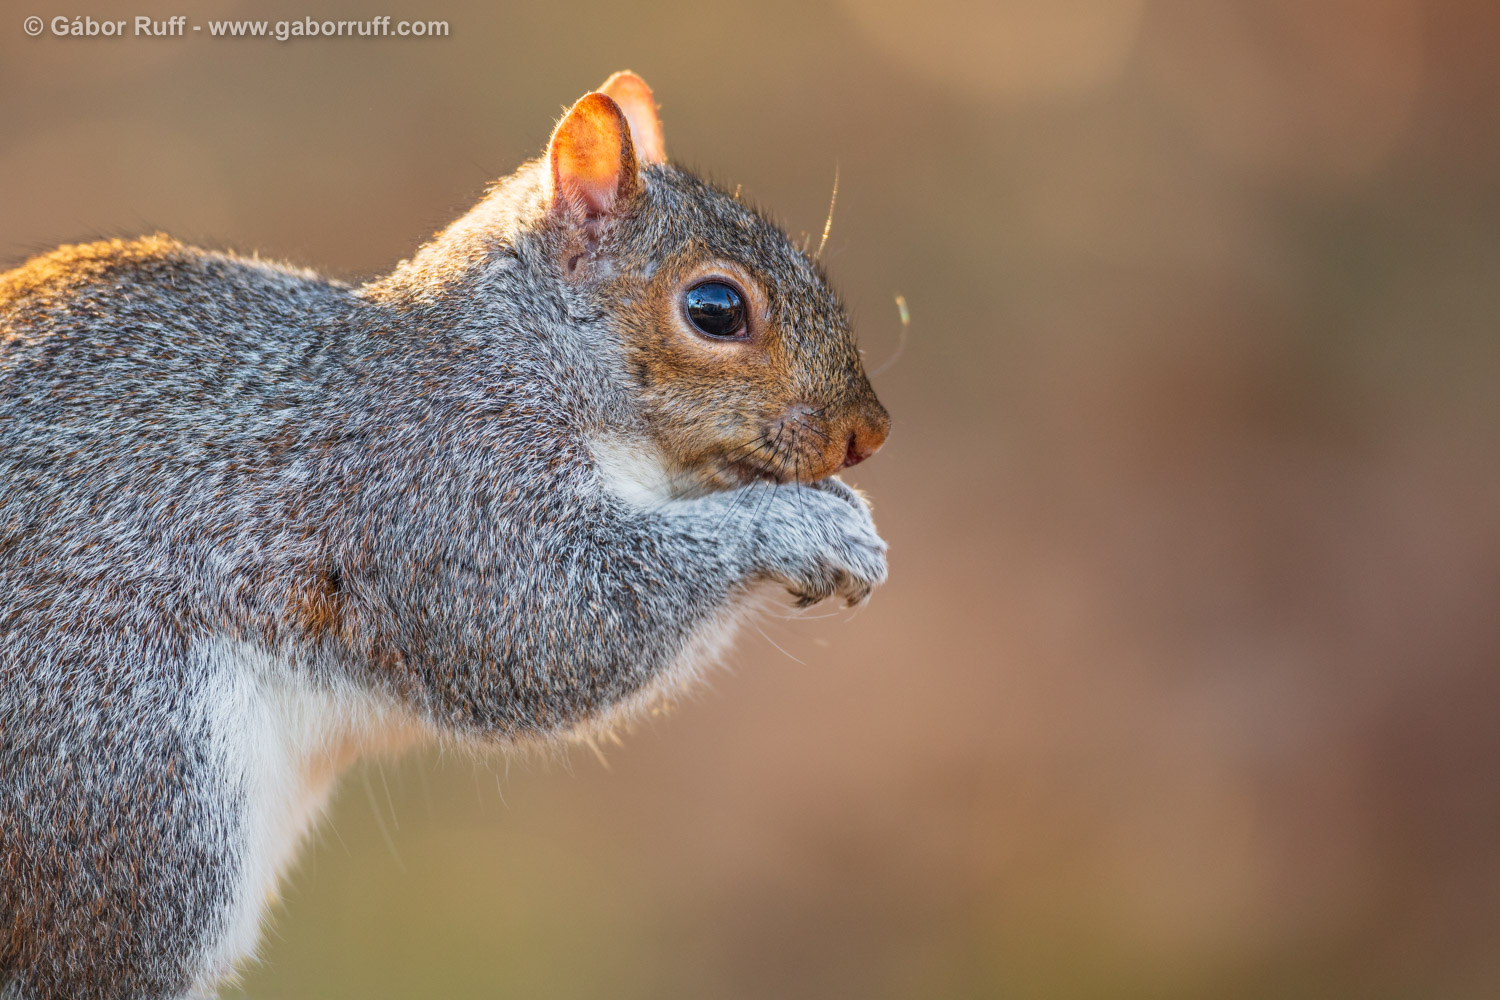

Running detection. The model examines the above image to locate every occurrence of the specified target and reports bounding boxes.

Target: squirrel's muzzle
[779,393,889,482]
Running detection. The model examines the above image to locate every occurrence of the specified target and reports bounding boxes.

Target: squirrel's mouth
[718,428,836,488]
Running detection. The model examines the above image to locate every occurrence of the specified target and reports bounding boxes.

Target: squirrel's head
[526,73,890,493]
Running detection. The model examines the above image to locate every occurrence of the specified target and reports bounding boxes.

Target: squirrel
[0,72,889,998]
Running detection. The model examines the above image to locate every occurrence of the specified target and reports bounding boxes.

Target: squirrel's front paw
[747,477,888,608]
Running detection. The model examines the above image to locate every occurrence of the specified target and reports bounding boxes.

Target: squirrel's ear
[598,71,666,166]
[547,91,640,222]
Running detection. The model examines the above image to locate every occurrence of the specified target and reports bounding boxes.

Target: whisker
[713,435,779,535]
[740,423,790,537]
[815,163,839,260]
[775,606,842,621]
[799,421,831,444]
[869,293,909,378]
[714,476,765,538]
[714,435,778,471]
[751,423,789,512]
[755,621,805,666]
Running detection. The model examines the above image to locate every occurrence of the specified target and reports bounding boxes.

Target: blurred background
[5,1,1500,996]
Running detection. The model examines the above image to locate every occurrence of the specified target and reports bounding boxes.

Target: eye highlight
[683,281,747,340]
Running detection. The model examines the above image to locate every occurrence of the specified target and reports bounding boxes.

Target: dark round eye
[684,281,747,339]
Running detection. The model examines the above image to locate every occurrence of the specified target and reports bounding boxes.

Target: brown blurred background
[5,1,1500,997]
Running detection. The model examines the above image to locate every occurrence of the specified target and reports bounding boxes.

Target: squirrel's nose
[840,401,890,470]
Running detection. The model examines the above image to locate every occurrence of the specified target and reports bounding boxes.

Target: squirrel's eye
[684,281,747,339]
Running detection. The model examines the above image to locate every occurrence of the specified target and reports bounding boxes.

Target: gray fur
[0,150,886,997]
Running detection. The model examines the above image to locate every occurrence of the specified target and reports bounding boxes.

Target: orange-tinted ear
[547,91,640,221]
[599,71,666,166]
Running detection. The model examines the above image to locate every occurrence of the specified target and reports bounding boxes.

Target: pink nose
[840,403,889,469]
[843,434,870,468]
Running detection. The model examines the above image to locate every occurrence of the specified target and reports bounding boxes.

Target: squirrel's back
[1,234,348,422]
[0,234,363,639]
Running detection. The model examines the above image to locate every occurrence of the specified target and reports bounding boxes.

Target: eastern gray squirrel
[0,72,889,998]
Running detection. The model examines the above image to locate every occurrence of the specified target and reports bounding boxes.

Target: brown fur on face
[601,243,889,493]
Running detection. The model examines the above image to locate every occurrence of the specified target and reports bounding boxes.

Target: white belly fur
[191,639,429,990]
